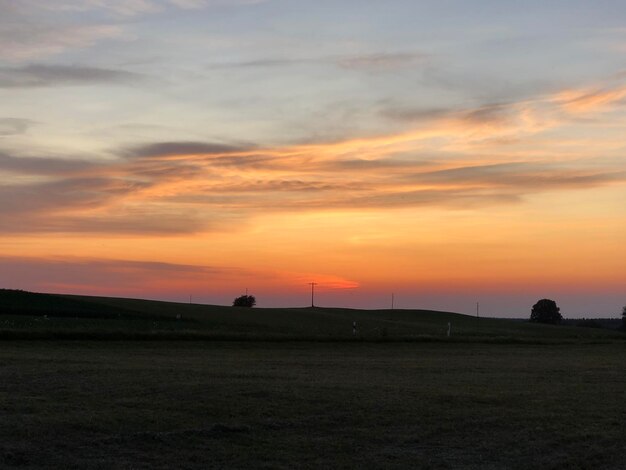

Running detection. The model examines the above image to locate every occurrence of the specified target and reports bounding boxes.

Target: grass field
[1,341,625,469]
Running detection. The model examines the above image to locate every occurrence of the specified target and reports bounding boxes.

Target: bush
[530,299,562,325]
[233,295,256,308]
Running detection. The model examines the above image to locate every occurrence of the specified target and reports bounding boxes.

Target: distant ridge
[0,289,623,342]
[0,289,162,320]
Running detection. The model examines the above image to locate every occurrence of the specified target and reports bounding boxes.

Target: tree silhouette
[530,299,562,324]
[622,306,626,330]
[233,294,256,308]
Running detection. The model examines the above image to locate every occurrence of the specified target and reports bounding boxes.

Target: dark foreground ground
[1,341,625,469]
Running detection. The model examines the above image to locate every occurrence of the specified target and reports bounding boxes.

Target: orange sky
[3,81,626,315]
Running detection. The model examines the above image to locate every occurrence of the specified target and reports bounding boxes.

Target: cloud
[208,52,426,71]
[124,141,251,159]
[0,195,219,236]
[0,64,143,88]
[0,152,239,235]
[416,60,557,103]
[335,52,426,70]
[379,78,626,148]
[553,85,626,113]
[0,150,95,174]
[402,163,626,191]
[344,188,523,210]
[0,177,148,216]
[160,158,626,213]
[318,158,434,172]
[0,255,243,294]
[0,24,124,61]
[3,75,626,237]
[9,0,269,17]
[461,103,513,124]
[381,107,449,122]
[12,210,212,235]
[0,119,35,136]
[382,102,516,126]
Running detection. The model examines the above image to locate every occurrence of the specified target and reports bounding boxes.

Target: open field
[1,341,625,469]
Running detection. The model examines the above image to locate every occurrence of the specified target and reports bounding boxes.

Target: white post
[447,322,451,337]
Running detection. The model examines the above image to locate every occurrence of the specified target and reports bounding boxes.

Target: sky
[1,0,625,317]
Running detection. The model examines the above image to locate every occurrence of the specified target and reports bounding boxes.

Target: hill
[0,289,623,342]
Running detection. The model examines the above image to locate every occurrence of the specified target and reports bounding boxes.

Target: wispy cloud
[0,255,243,295]
[124,141,253,159]
[8,0,268,17]
[0,24,124,61]
[552,85,626,113]
[208,52,426,71]
[0,177,148,216]
[0,151,94,174]
[0,64,143,88]
[402,162,626,191]
[2,77,626,236]
[0,118,35,136]
[336,52,426,70]
[0,0,259,62]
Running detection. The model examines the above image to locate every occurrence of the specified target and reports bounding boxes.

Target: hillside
[0,289,623,342]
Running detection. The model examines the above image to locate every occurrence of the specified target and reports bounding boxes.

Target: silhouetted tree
[530,299,562,324]
[233,295,256,308]
[622,306,626,330]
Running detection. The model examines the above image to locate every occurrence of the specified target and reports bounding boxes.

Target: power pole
[309,282,318,307]
[476,301,479,318]
[391,293,394,310]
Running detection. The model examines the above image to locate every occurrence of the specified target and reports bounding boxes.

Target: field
[1,341,625,469]
[1,290,625,468]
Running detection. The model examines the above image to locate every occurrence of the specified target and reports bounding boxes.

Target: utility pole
[309,282,318,307]
[476,301,479,318]
[391,293,394,310]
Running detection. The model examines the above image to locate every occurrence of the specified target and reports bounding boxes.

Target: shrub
[233,295,256,308]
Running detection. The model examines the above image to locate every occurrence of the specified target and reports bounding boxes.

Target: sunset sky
[1,0,625,317]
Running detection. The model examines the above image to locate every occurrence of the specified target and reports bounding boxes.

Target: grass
[1,341,625,469]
